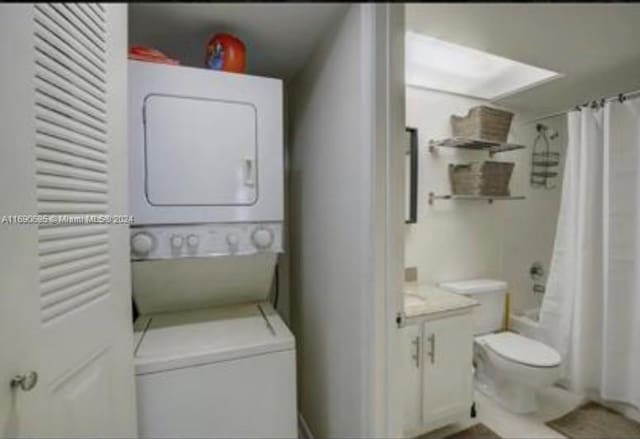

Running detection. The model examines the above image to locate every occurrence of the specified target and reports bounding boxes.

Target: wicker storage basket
[451,106,514,143]
[449,161,514,196]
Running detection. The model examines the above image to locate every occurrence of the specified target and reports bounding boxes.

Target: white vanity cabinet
[421,313,474,427]
[401,289,476,438]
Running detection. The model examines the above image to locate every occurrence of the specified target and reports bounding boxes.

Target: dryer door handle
[244,158,256,187]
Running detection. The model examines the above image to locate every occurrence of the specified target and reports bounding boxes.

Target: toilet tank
[439,279,507,335]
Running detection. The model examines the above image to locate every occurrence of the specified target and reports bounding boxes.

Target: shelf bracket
[428,137,525,156]
[428,193,524,205]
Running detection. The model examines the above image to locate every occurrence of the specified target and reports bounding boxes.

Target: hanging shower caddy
[530,123,560,189]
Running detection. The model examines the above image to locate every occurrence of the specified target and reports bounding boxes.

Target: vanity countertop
[404,283,478,318]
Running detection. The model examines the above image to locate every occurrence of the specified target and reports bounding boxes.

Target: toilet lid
[478,332,561,367]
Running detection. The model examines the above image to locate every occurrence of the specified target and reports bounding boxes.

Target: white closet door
[0,4,137,437]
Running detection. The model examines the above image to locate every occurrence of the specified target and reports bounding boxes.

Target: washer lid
[439,279,508,295]
[477,332,561,368]
[134,302,294,374]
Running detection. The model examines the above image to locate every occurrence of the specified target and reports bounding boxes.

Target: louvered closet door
[0,4,136,437]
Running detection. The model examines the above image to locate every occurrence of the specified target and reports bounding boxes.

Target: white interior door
[0,4,137,437]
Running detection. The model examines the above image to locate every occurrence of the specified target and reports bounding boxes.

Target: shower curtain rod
[528,87,640,123]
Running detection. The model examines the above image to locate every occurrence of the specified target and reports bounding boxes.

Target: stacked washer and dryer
[127,61,297,438]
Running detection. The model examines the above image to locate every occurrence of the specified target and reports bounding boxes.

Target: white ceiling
[406,3,640,115]
[128,3,347,80]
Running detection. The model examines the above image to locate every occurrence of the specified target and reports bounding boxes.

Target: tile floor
[421,386,586,439]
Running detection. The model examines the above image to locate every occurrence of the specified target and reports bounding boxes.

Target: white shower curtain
[540,99,640,409]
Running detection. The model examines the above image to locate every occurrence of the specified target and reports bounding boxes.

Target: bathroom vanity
[401,286,478,437]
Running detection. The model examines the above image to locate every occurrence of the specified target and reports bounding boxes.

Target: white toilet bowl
[438,279,563,414]
[474,331,562,413]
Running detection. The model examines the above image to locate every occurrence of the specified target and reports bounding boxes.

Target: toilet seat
[476,332,561,368]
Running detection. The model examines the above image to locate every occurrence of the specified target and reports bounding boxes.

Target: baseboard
[298,413,314,439]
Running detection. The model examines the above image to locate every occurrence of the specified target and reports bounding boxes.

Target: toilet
[439,279,562,414]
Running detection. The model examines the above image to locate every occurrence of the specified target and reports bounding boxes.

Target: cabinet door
[401,324,422,435]
[422,314,473,427]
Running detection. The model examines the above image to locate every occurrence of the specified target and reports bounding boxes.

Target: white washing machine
[128,62,296,438]
[134,302,296,438]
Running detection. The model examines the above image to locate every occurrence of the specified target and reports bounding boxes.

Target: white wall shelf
[428,137,525,157]
[428,192,526,205]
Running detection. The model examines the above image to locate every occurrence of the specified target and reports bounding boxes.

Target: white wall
[288,4,404,437]
[288,6,366,435]
[405,86,565,313]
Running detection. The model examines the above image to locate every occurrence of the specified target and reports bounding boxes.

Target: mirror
[405,127,418,224]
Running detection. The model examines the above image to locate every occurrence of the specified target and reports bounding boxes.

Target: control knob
[186,234,199,247]
[131,232,154,255]
[226,233,239,248]
[170,235,184,249]
[251,227,274,249]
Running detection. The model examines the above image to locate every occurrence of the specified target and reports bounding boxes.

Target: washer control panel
[130,223,283,260]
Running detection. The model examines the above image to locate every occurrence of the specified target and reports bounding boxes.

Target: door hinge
[396,312,403,327]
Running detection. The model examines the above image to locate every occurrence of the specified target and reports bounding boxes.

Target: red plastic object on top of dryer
[205,33,247,73]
